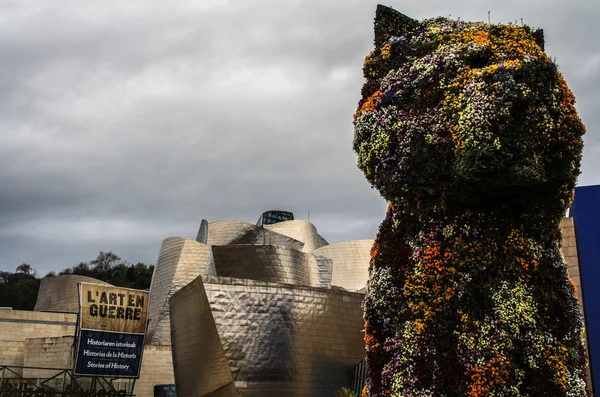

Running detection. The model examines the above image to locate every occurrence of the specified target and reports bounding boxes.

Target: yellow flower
[381,43,392,60]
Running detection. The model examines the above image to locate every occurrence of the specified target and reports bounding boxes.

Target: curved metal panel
[169,276,236,397]
[147,237,211,345]
[211,245,331,288]
[170,275,365,396]
[263,220,329,252]
[196,219,209,245]
[313,240,374,292]
[34,275,111,313]
[207,220,304,250]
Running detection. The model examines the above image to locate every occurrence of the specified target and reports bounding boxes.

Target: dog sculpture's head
[354,5,584,222]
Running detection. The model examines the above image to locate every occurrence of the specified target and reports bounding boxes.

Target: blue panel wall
[570,185,600,394]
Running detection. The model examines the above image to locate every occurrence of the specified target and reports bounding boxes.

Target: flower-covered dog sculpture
[354,5,588,396]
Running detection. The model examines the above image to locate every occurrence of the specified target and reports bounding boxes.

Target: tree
[58,268,73,275]
[16,263,33,275]
[90,251,123,275]
[0,253,154,310]
[72,262,91,276]
[0,271,9,283]
[0,271,39,309]
[126,263,154,290]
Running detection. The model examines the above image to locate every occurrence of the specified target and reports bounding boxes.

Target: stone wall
[0,340,25,378]
[135,346,177,397]
[0,310,77,378]
[560,217,593,393]
[561,218,584,308]
[0,309,175,397]
[23,336,74,378]
[0,310,77,343]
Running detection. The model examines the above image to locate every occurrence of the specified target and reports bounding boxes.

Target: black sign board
[74,330,145,377]
[73,283,149,378]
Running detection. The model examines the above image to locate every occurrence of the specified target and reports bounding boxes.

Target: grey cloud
[0,0,598,273]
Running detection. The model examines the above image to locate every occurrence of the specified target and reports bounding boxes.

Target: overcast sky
[0,0,598,275]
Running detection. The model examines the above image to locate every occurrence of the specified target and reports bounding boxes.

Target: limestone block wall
[135,346,177,397]
[314,240,374,292]
[170,275,365,397]
[147,237,211,345]
[211,245,332,288]
[0,310,77,378]
[560,217,593,392]
[0,340,25,378]
[206,220,305,250]
[561,218,584,306]
[0,310,77,343]
[22,336,74,378]
[264,220,329,252]
[34,275,110,313]
[169,277,236,397]
[20,340,176,397]
[0,308,175,397]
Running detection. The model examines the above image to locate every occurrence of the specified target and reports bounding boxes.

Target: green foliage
[0,251,154,310]
[335,387,356,397]
[58,251,155,289]
[0,271,40,310]
[16,263,34,275]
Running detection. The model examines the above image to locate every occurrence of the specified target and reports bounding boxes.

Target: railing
[0,366,136,396]
[351,357,367,396]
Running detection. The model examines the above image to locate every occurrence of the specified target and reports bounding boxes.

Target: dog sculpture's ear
[374,5,419,47]
[532,28,545,51]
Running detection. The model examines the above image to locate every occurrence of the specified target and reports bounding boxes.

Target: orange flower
[354,91,383,121]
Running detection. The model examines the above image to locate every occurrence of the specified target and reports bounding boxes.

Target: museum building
[0,205,595,396]
[0,211,374,396]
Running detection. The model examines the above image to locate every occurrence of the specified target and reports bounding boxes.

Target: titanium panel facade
[34,275,110,313]
[211,244,332,288]
[264,220,329,252]
[170,275,365,397]
[205,220,305,250]
[314,240,374,292]
[169,277,236,397]
[147,237,211,345]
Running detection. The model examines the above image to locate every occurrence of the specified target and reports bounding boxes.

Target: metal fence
[351,357,367,396]
[0,365,136,396]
